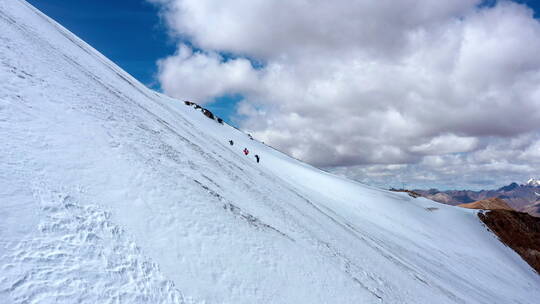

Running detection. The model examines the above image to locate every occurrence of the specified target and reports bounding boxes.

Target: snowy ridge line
[17,0,155,102]
[13,0,173,140]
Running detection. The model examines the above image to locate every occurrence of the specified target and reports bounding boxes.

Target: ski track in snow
[1,0,540,303]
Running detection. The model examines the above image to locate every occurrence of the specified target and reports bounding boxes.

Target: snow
[1,0,539,303]
[526,178,540,187]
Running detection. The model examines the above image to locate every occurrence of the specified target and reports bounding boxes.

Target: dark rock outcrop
[183,101,225,124]
[389,188,422,198]
[202,108,215,120]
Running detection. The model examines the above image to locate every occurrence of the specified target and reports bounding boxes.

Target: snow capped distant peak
[526,178,540,187]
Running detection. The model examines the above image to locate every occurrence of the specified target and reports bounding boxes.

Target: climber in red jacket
[243,148,249,155]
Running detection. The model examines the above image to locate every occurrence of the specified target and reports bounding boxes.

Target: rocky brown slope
[458,198,514,211]
[478,210,540,274]
[455,197,540,275]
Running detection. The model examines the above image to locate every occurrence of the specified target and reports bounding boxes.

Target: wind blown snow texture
[0,0,539,303]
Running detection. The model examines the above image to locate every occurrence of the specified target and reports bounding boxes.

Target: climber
[255,155,260,163]
[229,140,234,146]
[243,148,249,155]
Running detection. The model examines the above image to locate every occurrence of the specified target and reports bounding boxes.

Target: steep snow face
[1,1,539,303]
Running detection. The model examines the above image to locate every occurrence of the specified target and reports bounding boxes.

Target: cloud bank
[150,0,540,189]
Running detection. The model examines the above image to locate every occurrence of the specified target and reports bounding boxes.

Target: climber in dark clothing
[255,155,260,163]
[243,148,249,155]
[229,140,234,146]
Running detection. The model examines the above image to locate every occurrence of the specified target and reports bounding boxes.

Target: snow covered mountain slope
[0,1,538,303]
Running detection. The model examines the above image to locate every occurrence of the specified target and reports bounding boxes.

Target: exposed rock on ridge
[479,210,540,275]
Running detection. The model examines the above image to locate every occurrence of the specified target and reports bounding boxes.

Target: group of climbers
[184,101,259,162]
[243,148,260,163]
[229,140,260,163]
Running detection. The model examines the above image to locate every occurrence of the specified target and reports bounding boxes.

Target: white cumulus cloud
[149,0,540,189]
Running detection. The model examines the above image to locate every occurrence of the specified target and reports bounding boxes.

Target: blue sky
[26,0,174,88]
[484,0,540,16]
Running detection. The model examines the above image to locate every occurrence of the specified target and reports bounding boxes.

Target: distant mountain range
[414,179,540,217]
